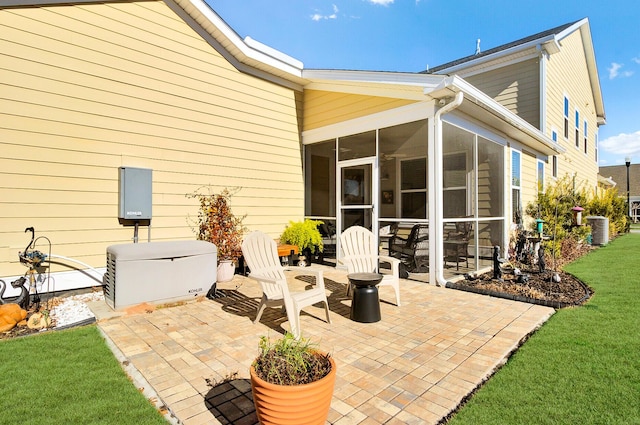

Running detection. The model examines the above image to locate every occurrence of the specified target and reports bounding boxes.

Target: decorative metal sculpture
[0,277,30,310]
[538,246,546,273]
[493,245,505,280]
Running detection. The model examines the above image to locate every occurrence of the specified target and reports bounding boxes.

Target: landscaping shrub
[524,175,627,266]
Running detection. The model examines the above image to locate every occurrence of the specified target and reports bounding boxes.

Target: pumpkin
[0,304,28,332]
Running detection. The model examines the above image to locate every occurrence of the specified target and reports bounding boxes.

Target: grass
[448,233,640,424]
[0,325,167,425]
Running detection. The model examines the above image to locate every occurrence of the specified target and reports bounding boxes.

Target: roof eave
[302,69,446,100]
[170,0,305,87]
[428,76,564,156]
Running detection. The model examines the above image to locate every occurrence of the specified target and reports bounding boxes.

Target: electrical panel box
[118,167,152,220]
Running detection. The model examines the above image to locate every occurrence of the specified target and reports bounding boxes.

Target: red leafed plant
[188,187,248,261]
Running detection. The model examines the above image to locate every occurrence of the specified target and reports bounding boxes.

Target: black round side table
[347,272,383,323]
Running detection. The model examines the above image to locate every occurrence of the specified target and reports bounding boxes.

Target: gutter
[430,91,464,287]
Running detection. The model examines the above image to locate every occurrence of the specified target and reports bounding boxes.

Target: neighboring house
[599,164,640,222]
[425,19,606,225]
[0,0,603,294]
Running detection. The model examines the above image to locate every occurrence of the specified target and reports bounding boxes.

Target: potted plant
[188,187,247,282]
[279,219,324,264]
[250,332,336,425]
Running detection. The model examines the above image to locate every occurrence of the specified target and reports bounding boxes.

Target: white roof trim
[303,69,446,100]
[428,76,564,156]
[175,0,303,78]
[433,36,558,75]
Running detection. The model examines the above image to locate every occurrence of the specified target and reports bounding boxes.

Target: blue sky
[210,0,640,167]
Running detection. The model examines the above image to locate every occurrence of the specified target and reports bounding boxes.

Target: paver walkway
[95,266,554,424]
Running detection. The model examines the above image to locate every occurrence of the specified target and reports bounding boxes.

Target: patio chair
[241,231,331,339]
[339,226,402,306]
[389,224,430,273]
[444,221,471,270]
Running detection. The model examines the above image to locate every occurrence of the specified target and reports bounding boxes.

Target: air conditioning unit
[104,240,217,310]
[586,216,609,246]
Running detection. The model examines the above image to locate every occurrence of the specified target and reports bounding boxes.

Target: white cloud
[600,131,640,159]
[608,62,634,79]
[368,0,394,5]
[633,57,640,64]
[311,4,338,21]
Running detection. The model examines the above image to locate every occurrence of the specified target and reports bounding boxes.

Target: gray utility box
[104,240,217,310]
[118,167,152,220]
[587,216,609,246]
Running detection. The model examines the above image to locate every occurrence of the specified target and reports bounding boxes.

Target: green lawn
[448,233,640,424]
[0,325,167,425]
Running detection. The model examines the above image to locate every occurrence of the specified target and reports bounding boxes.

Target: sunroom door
[338,158,376,235]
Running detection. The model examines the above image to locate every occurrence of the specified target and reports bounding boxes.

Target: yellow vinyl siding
[303,89,416,131]
[466,58,540,129]
[545,31,599,188]
[520,150,540,228]
[0,1,303,275]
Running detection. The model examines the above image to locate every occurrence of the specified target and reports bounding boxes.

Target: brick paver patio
[95,266,554,424]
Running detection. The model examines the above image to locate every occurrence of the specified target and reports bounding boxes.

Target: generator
[104,240,217,310]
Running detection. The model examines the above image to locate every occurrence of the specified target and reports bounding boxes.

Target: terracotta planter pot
[250,356,336,425]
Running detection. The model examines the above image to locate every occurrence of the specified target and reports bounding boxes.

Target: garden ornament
[493,245,505,280]
[538,246,546,273]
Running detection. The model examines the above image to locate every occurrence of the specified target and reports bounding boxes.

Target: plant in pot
[250,332,336,425]
[279,219,324,265]
[188,187,247,283]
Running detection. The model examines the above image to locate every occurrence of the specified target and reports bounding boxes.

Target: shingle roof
[422,20,579,74]
[600,164,640,196]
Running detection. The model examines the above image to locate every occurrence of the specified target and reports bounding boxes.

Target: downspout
[431,91,464,287]
[538,44,548,134]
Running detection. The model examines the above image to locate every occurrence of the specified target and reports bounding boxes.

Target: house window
[552,130,558,143]
[575,110,580,148]
[512,150,522,224]
[443,152,467,218]
[595,133,599,162]
[400,157,427,219]
[584,120,588,154]
[563,97,569,139]
[537,160,545,192]
[552,155,558,178]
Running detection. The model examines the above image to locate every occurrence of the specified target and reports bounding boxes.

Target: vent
[103,251,116,309]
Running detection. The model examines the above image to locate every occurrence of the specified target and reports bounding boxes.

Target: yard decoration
[0,303,28,333]
[250,332,336,425]
[188,187,248,282]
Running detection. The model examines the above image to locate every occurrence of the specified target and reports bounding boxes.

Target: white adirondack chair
[241,231,331,339]
[340,226,402,306]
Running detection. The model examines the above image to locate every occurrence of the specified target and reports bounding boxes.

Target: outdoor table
[277,244,299,266]
[347,272,383,323]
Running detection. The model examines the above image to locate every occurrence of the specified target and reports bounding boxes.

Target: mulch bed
[447,268,593,308]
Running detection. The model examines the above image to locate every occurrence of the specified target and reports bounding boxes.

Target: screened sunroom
[302,75,561,285]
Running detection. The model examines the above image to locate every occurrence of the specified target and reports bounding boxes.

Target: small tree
[584,186,629,236]
[525,175,628,269]
[187,187,248,261]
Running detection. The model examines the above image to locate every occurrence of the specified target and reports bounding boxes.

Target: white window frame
[583,120,588,154]
[537,159,545,192]
[563,96,570,139]
[398,156,428,219]
[575,109,580,149]
[511,149,522,224]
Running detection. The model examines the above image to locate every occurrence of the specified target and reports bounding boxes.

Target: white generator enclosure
[104,240,217,310]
